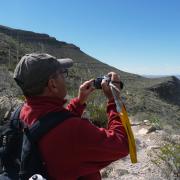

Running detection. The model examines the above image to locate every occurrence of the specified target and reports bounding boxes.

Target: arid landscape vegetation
[0,25,179,179]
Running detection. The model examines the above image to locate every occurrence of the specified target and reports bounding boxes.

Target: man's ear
[47,79,58,93]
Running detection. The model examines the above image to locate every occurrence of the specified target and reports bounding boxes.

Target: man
[13,53,129,180]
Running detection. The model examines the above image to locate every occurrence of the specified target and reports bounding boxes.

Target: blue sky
[0,0,180,75]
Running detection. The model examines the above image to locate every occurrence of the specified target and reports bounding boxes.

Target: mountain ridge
[0,24,179,131]
[0,25,79,50]
[143,74,180,79]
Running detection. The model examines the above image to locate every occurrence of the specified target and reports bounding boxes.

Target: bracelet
[111,81,124,90]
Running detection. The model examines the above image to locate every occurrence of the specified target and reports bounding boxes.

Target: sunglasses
[60,69,68,78]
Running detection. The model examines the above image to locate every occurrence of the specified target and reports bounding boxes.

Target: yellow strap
[119,104,137,163]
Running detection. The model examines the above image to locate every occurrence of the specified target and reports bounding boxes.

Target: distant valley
[142,74,180,79]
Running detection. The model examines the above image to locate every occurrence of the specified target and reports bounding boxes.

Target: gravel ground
[101,122,180,180]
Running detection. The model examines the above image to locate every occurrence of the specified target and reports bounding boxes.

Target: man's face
[49,69,68,99]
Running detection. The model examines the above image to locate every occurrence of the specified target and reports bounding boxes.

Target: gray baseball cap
[13,53,73,96]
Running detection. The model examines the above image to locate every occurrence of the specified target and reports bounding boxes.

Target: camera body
[93,75,123,89]
[93,76,110,89]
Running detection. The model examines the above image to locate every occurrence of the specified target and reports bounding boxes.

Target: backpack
[0,105,72,180]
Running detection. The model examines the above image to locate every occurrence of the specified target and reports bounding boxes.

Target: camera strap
[109,82,137,164]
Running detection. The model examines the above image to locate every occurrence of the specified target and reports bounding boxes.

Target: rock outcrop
[149,76,180,106]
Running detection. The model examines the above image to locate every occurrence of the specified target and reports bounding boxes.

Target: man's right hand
[78,79,95,105]
[101,72,121,101]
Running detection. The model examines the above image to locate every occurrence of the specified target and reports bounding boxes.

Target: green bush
[87,102,107,128]
[149,115,162,129]
[149,116,160,124]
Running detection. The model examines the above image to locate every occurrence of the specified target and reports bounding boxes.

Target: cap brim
[57,58,73,69]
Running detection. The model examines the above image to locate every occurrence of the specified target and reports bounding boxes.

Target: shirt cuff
[73,97,87,108]
[67,97,86,117]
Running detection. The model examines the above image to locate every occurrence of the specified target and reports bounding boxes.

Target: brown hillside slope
[0,25,179,131]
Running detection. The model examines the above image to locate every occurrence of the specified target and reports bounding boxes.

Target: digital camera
[93,75,123,89]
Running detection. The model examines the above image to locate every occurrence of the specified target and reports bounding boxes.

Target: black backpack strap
[10,104,24,130]
[19,110,72,179]
[1,104,24,136]
[29,111,72,142]
[0,104,24,179]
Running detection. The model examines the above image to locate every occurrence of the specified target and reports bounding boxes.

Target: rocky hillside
[149,76,180,106]
[0,66,22,121]
[0,25,144,80]
[0,25,180,131]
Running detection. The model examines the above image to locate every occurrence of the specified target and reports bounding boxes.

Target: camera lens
[93,76,124,90]
[93,77,103,89]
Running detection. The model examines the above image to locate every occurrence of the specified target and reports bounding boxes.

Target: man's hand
[78,79,95,105]
[101,72,121,101]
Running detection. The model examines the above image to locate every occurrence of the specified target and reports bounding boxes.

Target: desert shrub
[149,115,162,129]
[84,90,108,127]
[87,102,107,128]
[149,116,160,124]
[0,50,7,56]
[151,142,180,179]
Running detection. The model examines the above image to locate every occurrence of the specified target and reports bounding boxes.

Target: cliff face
[149,76,180,106]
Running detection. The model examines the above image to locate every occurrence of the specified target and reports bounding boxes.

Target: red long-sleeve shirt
[20,96,129,180]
